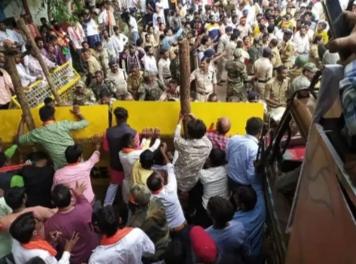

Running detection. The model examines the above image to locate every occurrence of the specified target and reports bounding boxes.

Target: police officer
[225,49,248,102]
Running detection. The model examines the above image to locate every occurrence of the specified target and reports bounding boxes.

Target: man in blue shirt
[226,117,263,190]
[233,185,266,262]
[206,196,248,264]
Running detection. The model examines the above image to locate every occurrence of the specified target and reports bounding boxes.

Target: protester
[89,205,155,263]
[45,183,99,264]
[17,105,88,169]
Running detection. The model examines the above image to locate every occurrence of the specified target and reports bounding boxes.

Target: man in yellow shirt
[131,150,154,187]
[314,21,329,45]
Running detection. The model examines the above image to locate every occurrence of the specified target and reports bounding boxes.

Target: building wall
[27,0,48,25]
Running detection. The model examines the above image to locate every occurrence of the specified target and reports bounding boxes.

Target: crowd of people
[0,0,343,263]
[0,0,340,109]
[0,104,265,264]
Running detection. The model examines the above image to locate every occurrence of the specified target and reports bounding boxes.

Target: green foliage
[47,0,85,23]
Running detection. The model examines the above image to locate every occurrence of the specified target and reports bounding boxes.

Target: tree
[45,0,85,23]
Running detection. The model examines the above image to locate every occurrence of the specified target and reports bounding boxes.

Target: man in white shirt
[293,25,310,56]
[0,67,14,109]
[199,149,229,209]
[10,212,78,264]
[15,53,39,87]
[158,49,171,83]
[24,46,56,77]
[89,206,155,264]
[147,143,186,231]
[143,46,158,74]
[0,22,25,49]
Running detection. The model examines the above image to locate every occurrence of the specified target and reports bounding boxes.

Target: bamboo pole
[178,38,191,115]
[5,48,35,130]
[17,18,62,104]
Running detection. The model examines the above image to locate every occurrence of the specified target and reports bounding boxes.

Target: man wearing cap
[190,58,217,101]
[289,62,317,97]
[253,47,273,96]
[138,72,166,101]
[72,81,96,105]
[127,185,170,262]
[225,49,248,102]
[289,55,309,81]
[279,29,295,69]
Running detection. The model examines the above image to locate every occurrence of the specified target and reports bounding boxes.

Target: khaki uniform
[279,40,295,69]
[225,59,248,101]
[264,77,290,106]
[138,79,165,101]
[289,67,303,82]
[253,57,273,95]
[86,56,102,76]
[93,49,110,75]
[271,47,282,68]
[127,72,143,100]
[190,68,217,101]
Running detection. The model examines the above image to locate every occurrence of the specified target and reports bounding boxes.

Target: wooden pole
[5,48,35,130]
[17,18,62,104]
[178,38,191,116]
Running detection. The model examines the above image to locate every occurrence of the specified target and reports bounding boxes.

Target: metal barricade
[11,61,80,108]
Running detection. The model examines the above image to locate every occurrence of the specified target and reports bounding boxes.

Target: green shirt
[19,120,89,169]
[0,197,12,258]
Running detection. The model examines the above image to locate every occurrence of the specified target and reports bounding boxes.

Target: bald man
[207,117,231,150]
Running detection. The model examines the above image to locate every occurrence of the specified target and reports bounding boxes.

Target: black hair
[5,187,26,210]
[276,65,287,74]
[65,144,82,164]
[187,119,206,139]
[39,105,55,122]
[0,152,6,168]
[44,97,54,106]
[164,237,185,264]
[34,36,43,43]
[26,257,46,264]
[245,117,263,136]
[209,149,227,167]
[114,107,128,122]
[51,184,71,208]
[120,133,134,149]
[207,196,234,229]
[233,185,257,211]
[26,151,49,164]
[9,212,36,244]
[147,171,163,192]
[269,38,278,47]
[153,148,165,165]
[136,38,143,47]
[92,205,119,237]
[140,150,154,169]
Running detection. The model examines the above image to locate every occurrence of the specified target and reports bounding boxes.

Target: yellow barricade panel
[0,105,109,143]
[0,102,263,143]
[113,101,264,136]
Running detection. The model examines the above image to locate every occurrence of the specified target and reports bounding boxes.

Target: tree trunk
[17,18,62,104]
[179,38,191,115]
[5,50,35,130]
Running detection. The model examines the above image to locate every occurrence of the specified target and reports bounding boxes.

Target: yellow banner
[0,102,264,143]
